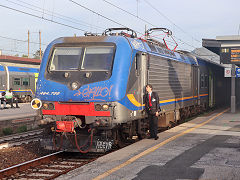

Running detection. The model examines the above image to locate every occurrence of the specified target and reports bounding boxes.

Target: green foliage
[33,50,43,59]
[22,54,28,58]
[17,125,27,133]
[2,128,13,135]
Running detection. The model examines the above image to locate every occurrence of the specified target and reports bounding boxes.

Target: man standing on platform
[144,84,161,140]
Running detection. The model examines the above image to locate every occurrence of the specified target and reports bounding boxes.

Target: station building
[203,35,240,112]
[0,55,41,68]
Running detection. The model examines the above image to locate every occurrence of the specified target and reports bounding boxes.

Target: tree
[33,50,43,59]
[22,54,28,58]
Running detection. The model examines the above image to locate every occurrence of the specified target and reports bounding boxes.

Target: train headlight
[48,103,55,110]
[43,103,48,110]
[42,102,55,110]
[102,104,109,111]
[95,104,102,111]
[71,82,79,90]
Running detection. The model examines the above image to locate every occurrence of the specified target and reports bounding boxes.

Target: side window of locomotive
[13,78,21,86]
[49,47,82,71]
[200,74,204,89]
[22,78,30,86]
[135,54,140,76]
[81,46,114,71]
[204,75,208,88]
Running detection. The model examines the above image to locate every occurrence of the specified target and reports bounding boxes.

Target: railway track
[0,151,103,179]
[0,129,44,149]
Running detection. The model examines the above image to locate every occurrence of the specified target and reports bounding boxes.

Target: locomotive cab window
[49,47,82,71]
[81,46,114,71]
[46,44,115,87]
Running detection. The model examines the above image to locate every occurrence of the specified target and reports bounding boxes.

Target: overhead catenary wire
[0,48,35,56]
[68,0,129,29]
[143,0,201,43]
[0,35,47,46]
[9,0,104,31]
[1,0,196,52]
[0,4,87,32]
[102,0,156,28]
[68,0,190,51]
[101,0,198,50]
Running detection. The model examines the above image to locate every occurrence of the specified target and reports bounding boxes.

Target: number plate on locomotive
[96,139,113,151]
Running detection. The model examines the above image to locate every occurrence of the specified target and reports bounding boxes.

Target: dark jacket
[144,91,161,115]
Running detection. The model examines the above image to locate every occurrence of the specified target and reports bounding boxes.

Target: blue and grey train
[0,64,39,102]
[36,28,230,153]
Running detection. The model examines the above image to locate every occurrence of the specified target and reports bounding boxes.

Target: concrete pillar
[231,64,236,113]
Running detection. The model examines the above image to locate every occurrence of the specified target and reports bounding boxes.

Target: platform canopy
[203,36,240,64]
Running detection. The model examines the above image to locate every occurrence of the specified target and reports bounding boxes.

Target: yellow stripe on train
[127,94,208,107]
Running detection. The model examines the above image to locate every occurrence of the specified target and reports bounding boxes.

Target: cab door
[137,53,148,110]
[192,65,199,105]
[209,70,214,107]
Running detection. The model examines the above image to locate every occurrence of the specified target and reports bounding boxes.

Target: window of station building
[13,78,21,86]
[22,77,30,86]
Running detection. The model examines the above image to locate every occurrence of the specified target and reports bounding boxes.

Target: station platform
[56,107,240,180]
[0,103,37,121]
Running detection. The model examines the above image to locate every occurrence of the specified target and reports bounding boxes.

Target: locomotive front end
[36,36,132,153]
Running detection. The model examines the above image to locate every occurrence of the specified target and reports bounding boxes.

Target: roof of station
[0,55,41,65]
[202,35,240,55]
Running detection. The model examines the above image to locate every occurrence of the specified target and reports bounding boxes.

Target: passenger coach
[0,64,39,102]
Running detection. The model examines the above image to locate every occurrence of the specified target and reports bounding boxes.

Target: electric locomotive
[36,28,229,153]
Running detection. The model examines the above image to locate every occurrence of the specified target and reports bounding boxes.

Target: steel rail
[0,151,63,178]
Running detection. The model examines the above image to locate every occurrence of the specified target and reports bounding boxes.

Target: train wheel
[136,119,148,140]
[113,128,125,148]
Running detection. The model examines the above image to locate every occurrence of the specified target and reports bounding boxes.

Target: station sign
[220,47,240,64]
[224,67,231,77]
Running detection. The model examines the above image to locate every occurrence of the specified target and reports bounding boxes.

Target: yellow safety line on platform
[93,107,230,180]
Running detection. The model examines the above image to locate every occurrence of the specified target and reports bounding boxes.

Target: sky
[0,0,239,58]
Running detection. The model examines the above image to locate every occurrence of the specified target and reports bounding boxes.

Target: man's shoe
[16,106,20,108]
[154,136,159,140]
[148,136,154,139]
[4,107,8,109]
